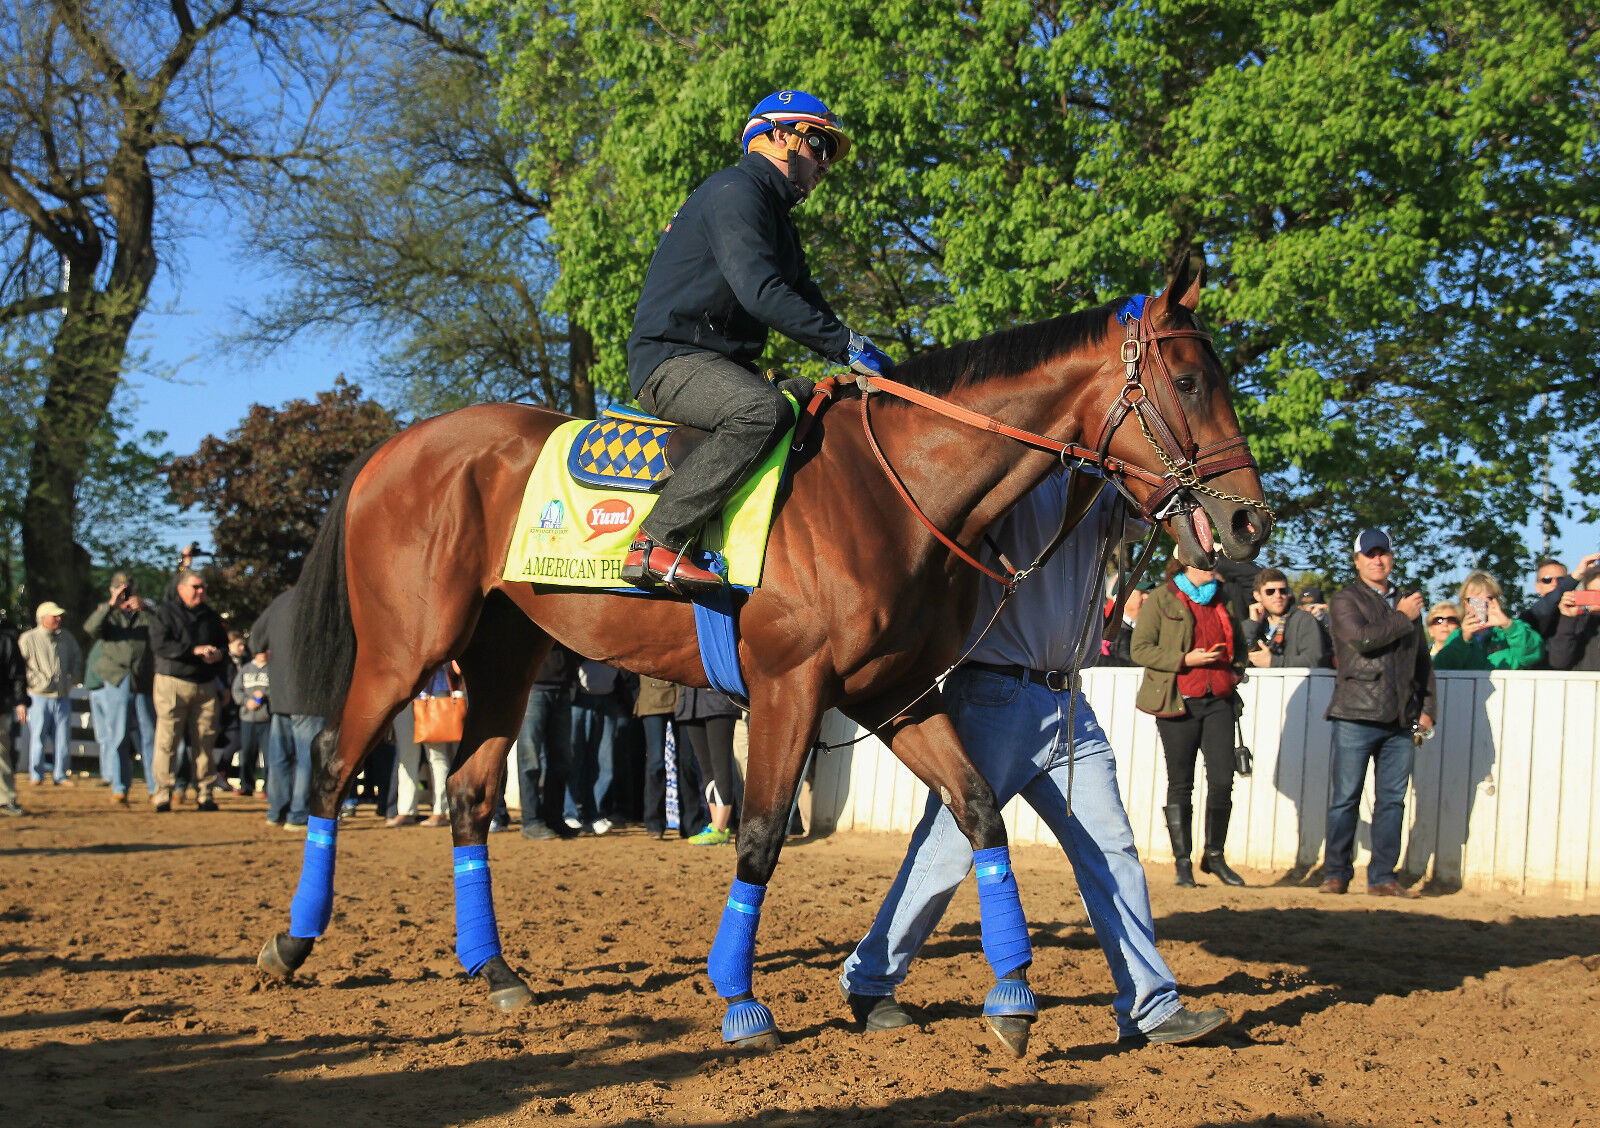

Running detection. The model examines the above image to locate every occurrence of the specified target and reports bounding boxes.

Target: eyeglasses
[1428,615,1459,626]
[799,131,837,163]
[1259,587,1290,596]
[1536,575,1561,585]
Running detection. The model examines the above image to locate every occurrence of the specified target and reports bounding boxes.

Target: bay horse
[256,258,1270,1055]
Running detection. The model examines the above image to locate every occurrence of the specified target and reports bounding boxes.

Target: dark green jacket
[84,602,155,692]
[1131,582,1247,717]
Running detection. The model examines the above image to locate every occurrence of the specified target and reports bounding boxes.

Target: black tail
[283,445,382,720]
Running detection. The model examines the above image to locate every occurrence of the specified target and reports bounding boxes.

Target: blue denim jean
[840,667,1182,1037]
[267,713,319,825]
[1325,719,1415,887]
[89,680,137,795]
[27,695,73,783]
[518,686,570,829]
[131,692,156,789]
[235,721,270,795]
[565,692,620,824]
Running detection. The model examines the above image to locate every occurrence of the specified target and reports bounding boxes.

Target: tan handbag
[412,694,466,743]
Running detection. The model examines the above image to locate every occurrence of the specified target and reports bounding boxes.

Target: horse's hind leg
[444,592,550,1012]
[258,660,421,981]
[701,680,825,1050]
[846,697,1037,1058]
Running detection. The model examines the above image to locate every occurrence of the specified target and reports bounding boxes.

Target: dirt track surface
[3,785,1598,1128]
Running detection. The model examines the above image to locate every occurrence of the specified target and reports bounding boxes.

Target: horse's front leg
[704,680,825,1050]
[846,696,1037,1057]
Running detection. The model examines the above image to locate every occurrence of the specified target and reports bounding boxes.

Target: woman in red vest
[1132,562,1249,888]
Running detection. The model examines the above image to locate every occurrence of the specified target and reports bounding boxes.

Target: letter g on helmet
[740,90,851,160]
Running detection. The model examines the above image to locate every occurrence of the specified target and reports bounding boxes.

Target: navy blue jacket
[627,154,851,393]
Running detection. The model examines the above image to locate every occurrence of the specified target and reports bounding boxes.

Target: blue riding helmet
[740,90,852,161]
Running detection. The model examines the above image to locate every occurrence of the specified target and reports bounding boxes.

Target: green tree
[0,0,348,623]
[165,380,400,621]
[474,0,1598,585]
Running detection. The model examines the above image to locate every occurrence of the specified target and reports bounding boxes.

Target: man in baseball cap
[19,600,84,785]
[1320,527,1434,898]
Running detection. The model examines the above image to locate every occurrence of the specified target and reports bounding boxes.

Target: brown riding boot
[621,536,725,595]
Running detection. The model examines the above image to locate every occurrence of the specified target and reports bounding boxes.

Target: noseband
[794,301,1272,588]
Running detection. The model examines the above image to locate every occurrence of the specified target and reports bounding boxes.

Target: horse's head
[1093,257,1272,568]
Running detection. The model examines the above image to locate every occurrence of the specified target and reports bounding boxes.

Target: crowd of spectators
[0,559,763,841]
[2,531,1596,850]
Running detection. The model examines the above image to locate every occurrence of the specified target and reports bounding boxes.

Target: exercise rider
[623,90,892,595]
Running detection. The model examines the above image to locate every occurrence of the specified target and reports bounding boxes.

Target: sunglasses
[1259,587,1290,596]
[1536,575,1561,584]
[1428,615,1459,626]
[799,131,837,163]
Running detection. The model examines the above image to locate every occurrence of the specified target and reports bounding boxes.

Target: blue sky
[129,223,1591,596]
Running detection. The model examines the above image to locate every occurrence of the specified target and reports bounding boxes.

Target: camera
[1467,595,1489,621]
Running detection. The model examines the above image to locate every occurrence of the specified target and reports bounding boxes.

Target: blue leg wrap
[974,846,1032,979]
[288,816,339,939]
[707,878,765,999]
[453,845,503,976]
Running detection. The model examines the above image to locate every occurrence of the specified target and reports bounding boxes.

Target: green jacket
[83,602,155,692]
[1431,618,1543,671]
[1131,582,1247,717]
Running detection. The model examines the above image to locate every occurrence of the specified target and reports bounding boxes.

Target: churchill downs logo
[584,499,636,541]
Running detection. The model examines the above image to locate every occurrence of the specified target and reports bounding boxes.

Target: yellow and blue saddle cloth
[504,396,796,593]
[567,405,679,491]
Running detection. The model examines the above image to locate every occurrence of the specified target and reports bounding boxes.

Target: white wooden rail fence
[808,668,1600,900]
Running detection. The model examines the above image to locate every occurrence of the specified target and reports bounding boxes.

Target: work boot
[621,536,725,595]
[1199,807,1245,886]
[1126,1005,1230,1045]
[1164,803,1196,887]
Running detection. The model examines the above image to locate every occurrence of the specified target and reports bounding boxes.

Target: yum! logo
[584,498,636,541]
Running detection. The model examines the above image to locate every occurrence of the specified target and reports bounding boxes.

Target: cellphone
[1570,591,1600,608]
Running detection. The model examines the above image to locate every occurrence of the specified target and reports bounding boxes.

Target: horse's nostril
[1232,506,1265,545]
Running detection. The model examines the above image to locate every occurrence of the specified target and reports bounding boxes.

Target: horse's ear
[1161,247,1206,314]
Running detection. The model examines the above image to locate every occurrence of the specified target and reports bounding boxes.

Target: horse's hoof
[257,933,314,980]
[721,998,779,1049]
[730,1029,782,1051]
[479,955,534,1012]
[983,977,1038,1059]
[986,1013,1034,1059]
[488,983,533,1012]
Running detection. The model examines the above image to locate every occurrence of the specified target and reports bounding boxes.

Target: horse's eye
[1175,374,1199,395]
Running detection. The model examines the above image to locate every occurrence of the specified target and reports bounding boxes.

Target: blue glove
[846,330,893,378]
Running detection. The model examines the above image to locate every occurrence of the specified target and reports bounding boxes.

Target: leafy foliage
[165,380,400,621]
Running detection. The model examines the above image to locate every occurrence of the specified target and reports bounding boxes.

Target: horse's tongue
[1191,507,1214,554]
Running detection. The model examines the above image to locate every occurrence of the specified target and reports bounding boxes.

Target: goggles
[798,129,838,163]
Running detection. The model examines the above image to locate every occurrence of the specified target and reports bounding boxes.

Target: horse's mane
[886,298,1125,396]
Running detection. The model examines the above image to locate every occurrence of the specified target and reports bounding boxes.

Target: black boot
[1164,803,1196,888]
[1199,807,1245,886]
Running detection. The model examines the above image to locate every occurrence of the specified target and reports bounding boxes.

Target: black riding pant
[679,716,739,810]
[637,352,793,550]
[1155,694,1235,814]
